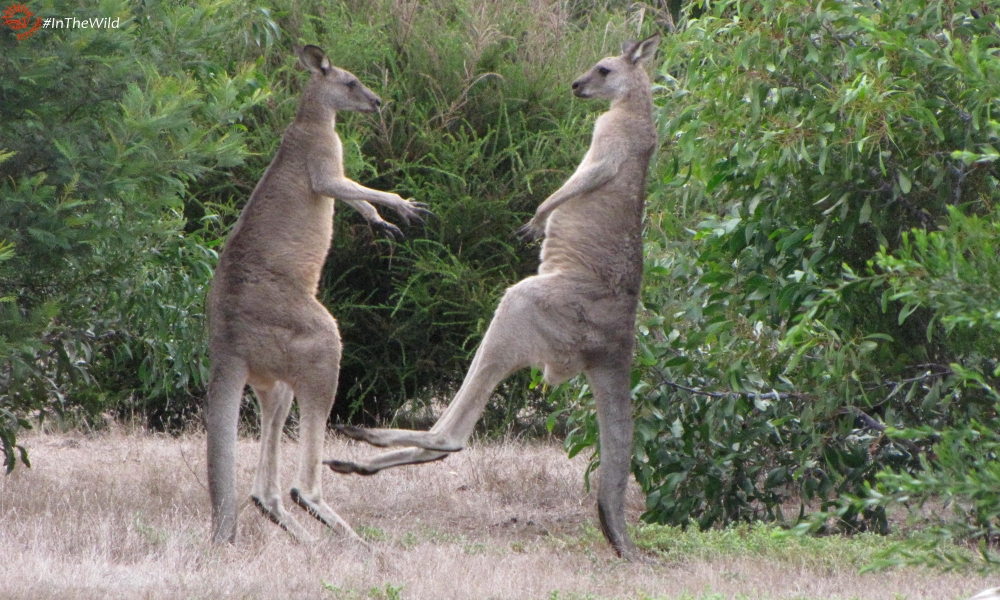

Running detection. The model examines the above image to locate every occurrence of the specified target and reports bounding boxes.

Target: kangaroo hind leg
[290,379,364,542]
[286,322,364,543]
[332,278,564,469]
[331,326,523,457]
[248,381,314,542]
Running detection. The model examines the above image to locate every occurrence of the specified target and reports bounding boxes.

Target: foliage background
[0,0,643,457]
[597,0,1000,535]
[2,0,999,568]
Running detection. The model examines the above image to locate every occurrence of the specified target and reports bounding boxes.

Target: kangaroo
[205,45,427,544]
[326,34,661,560]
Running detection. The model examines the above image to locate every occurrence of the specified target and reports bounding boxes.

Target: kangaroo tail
[206,358,247,543]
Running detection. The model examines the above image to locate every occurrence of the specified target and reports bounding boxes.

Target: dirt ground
[0,430,989,599]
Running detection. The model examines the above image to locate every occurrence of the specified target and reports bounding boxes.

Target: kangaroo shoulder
[282,122,343,170]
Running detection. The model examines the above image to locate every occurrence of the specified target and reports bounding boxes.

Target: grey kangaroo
[327,34,661,560]
[205,45,427,544]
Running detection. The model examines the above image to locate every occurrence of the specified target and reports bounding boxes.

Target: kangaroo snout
[358,92,382,113]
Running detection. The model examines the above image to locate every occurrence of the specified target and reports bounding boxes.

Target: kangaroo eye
[346,80,357,89]
[597,67,611,76]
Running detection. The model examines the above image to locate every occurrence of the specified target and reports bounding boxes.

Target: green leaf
[859,198,872,224]
[898,172,911,194]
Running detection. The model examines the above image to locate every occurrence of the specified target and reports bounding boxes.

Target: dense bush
[865,421,1000,572]
[5,0,999,559]
[791,208,1000,571]
[1,0,643,468]
[0,0,271,468]
[555,0,1000,535]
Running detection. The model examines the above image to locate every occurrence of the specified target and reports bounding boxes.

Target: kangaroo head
[297,45,382,113]
[571,33,661,101]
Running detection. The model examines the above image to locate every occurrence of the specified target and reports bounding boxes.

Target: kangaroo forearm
[533,189,571,221]
[535,161,617,220]
[321,176,426,227]
[339,198,381,223]
[315,177,398,205]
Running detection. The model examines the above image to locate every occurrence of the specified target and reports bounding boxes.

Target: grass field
[0,429,990,599]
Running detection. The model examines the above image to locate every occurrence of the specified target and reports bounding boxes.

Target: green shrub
[0,0,270,465]
[1,0,646,467]
[557,0,1000,532]
[864,422,1000,573]
[789,207,1000,571]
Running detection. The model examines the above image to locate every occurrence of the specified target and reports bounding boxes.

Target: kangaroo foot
[251,494,314,543]
[326,447,450,475]
[334,424,463,452]
[324,459,381,476]
[334,424,392,447]
[289,488,367,546]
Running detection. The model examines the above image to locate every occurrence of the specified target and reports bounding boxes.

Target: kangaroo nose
[374,97,382,107]
[571,80,580,90]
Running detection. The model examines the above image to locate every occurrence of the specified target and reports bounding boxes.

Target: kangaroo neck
[295,107,337,127]
[611,88,653,120]
[295,87,338,126]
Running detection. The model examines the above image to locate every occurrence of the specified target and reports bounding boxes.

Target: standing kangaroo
[205,45,427,544]
[327,34,661,560]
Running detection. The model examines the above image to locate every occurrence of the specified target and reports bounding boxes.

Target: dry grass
[0,429,987,600]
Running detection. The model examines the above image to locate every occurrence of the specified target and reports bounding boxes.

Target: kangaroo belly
[215,183,334,290]
[539,188,644,295]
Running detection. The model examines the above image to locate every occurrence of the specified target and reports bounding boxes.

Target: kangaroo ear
[298,45,331,75]
[628,33,661,65]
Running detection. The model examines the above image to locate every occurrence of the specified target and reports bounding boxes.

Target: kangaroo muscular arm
[520,156,620,237]
[535,158,619,220]
[313,175,403,209]
[309,163,426,225]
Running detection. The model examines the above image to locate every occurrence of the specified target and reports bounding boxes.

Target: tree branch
[652,371,815,402]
